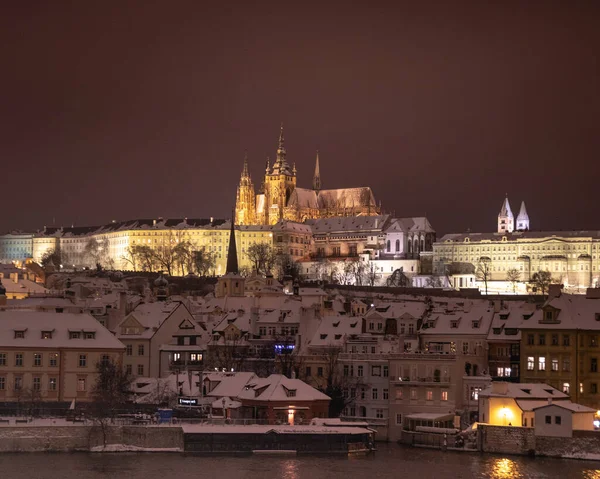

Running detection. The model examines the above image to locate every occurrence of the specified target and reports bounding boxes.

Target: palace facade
[235,125,380,226]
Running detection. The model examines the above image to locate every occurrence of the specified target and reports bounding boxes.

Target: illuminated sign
[274,344,295,352]
[177,397,199,406]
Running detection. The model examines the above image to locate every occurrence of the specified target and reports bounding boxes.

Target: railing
[391,377,451,385]
[340,416,388,427]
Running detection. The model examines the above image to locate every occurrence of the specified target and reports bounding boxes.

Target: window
[361,388,366,400]
[592,358,598,373]
[126,345,133,356]
[551,359,559,371]
[34,353,42,367]
[15,353,23,367]
[376,409,384,419]
[551,334,559,346]
[410,389,417,400]
[563,335,570,347]
[538,357,546,371]
[48,377,57,391]
[563,358,571,372]
[79,355,87,367]
[372,366,381,377]
[395,389,403,400]
[383,365,389,377]
[126,364,132,375]
[426,390,433,401]
[591,336,599,348]
[527,356,535,371]
[41,331,53,339]
[138,345,145,356]
[85,332,95,340]
[545,415,551,424]
[591,383,598,394]
[372,388,378,400]
[0,376,6,390]
[396,413,403,425]
[0,353,6,366]
[471,321,480,329]
[555,416,562,425]
[563,382,570,394]
[539,334,546,346]
[344,365,349,376]
[33,377,41,391]
[357,365,364,377]
[77,378,86,392]
[305,366,311,377]
[14,331,25,339]
[14,376,22,390]
[441,390,448,401]
[49,353,58,367]
[317,367,323,377]
[137,364,144,376]
[463,342,469,354]
[69,332,80,339]
[527,334,534,345]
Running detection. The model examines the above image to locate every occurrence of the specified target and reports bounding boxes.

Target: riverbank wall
[0,425,183,452]
[478,424,600,459]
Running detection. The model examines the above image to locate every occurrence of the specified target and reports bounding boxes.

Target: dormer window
[499,313,509,320]
[450,321,458,329]
[14,331,25,339]
[69,331,81,339]
[335,334,342,340]
[545,311,553,321]
[41,331,53,339]
[287,389,296,398]
[320,334,328,340]
[84,332,95,340]
[471,321,480,329]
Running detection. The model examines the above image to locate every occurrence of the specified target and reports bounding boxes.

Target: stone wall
[478,424,600,458]
[0,426,183,452]
[478,425,535,456]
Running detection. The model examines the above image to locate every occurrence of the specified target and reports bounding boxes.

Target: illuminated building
[235,125,380,226]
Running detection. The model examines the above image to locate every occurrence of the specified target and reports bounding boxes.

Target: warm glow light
[491,458,522,479]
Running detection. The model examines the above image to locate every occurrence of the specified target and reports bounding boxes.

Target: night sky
[2,2,599,236]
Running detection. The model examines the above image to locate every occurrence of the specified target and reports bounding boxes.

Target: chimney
[119,291,128,317]
[491,382,509,395]
[548,284,563,300]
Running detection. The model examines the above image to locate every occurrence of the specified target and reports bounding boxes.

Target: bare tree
[476,258,492,295]
[387,267,410,287]
[531,270,554,295]
[40,249,62,272]
[319,345,363,417]
[192,247,217,276]
[506,268,521,293]
[246,243,275,275]
[365,262,379,287]
[120,245,139,272]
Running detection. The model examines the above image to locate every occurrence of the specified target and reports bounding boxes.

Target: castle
[235,125,380,225]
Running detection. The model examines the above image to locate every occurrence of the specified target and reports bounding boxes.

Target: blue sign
[157,409,173,424]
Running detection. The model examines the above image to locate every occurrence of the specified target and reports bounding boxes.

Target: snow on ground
[90,444,181,453]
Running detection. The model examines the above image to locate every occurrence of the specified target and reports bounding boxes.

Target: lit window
[538,357,546,371]
[441,390,448,401]
[77,378,86,392]
[527,357,535,371]
[426,390,433,401]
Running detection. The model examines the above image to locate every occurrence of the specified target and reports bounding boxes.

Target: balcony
[392,377,451,385]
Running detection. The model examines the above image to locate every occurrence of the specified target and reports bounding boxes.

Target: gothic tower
[516,201,530,231]
[497,195,514,233]
[235,152,256,225]
[263,124,297,225]
[215,210,245,297]
[313,150,321,192]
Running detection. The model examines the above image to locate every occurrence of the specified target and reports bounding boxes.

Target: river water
[1,444,599,478]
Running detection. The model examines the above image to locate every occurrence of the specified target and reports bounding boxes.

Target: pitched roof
[205,372,257,398]
[287,188,318,209]
[480,382,569,399]
[517,201,529,222]
[237,374,330,402]
[316,187,377,209]
[0,310,124,349]
[499,197,513,218]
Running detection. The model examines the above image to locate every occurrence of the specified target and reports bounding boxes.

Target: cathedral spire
[226,208,239,275]
[313,150,321,192]
[242,150,249,178]
[278,122,285,150]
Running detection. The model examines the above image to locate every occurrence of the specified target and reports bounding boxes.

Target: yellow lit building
[0,310,124,402]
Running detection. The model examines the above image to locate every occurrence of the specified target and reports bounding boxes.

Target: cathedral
[235,126,380,225]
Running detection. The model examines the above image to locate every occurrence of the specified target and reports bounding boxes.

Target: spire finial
[226,207,239,275]
[242,151,249,178]
[313,150,321,192]
[279,122,284,148]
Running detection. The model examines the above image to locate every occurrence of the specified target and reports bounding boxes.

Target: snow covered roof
[309,315,359,347]
[438,230,600,243]
[287,188,318,209]
[487,301,536,341]
[316,187,377,209]
[532,401,596,413]
[180,424,370,435]
[366,301,427,320]
[237,374,330,402]
[205,372,257,398]
[523,294,600,331]
[305,215,390,234]
[480,383,569,400]
[0,310,124,350]
[116,301,185,339]
[420,300,494,336]
[1,278,46,295]
[386,217,435,234]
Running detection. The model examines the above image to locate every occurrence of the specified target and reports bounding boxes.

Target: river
[0,444,599,478]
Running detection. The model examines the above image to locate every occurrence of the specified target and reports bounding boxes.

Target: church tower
[497,196,514,233]
[263,124,297,225]
[516,201,530,231]
[313,150,321,192]
[235,152,256,225]
[215,210,245,298]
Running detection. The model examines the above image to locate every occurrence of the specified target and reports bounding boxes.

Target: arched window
[386,240,391,252]
[408,241,412,254]
[421,239,425,251]
[395,239,400,252]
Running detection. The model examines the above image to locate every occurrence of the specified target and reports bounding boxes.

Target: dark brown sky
[2,1,599,235]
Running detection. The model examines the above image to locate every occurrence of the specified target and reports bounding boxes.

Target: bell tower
[235,152,256,225]
[263,123,296,225]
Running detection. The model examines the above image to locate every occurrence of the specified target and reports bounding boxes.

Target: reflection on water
[1,445,600,478]
[491,458,522,479]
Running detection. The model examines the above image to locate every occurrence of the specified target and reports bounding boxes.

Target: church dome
[154,274,168,287]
